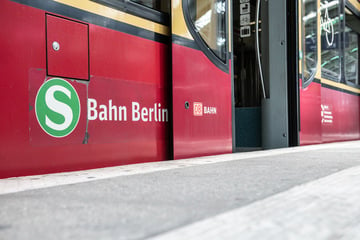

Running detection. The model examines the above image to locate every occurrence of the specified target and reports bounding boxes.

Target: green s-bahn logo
[35,78,80,138]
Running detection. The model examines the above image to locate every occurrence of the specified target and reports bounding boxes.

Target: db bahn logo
[193,102,203,116]
[35,78,80,138]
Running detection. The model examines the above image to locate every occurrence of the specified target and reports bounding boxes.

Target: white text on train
[204,106,217,114]
[87,98,168,122]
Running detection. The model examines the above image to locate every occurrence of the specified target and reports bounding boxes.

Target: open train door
[232,0,293,151]
[171,0,233,159]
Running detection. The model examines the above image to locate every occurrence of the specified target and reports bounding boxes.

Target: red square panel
[46,14,89,80]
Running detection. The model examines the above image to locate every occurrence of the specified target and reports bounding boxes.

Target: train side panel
[172,44,232,159]
[321,86,360,142]
[300,81,360,145]
[0,0,170,178]
[299,82,322,145]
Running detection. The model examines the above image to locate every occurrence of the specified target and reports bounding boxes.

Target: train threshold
[1,141,360,240]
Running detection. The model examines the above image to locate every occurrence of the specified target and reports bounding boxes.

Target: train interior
[233,0,264,151]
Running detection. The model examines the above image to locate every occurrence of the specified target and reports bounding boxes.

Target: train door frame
[232,0,294,150]
[261,0,293,149]
[287,0,300,146]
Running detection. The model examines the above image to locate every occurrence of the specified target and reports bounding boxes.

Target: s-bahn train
[0,0,359,178]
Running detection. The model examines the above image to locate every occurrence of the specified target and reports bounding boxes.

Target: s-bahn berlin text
[88,98,169,122]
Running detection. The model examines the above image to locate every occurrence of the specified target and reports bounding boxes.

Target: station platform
[1,141,360,240]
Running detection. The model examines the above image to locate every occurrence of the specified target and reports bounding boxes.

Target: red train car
[0,0,173,178]
[299,0,360,144]
[0,0,233,178]
[0,0,359,178]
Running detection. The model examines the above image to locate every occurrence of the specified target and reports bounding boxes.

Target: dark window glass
[233,0,262,107]
[344,8,359,85]
[302,0,318,84]
[320,0,342,81]
[188,0,227,61]
[130,0,170,14]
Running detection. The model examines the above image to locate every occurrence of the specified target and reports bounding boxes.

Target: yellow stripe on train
[54,0,170,36]
[347,0,360,11]
[321,78,360,94]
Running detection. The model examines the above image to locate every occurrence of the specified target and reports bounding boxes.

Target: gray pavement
[1,141,360,240]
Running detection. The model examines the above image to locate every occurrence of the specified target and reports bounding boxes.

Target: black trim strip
[308,78,360,96]
[322,82,360,96]
[313,78,321,84]
[91,0,170,25]
[172,35,199,51]
[10,0,169,44]
[303,78,360,96]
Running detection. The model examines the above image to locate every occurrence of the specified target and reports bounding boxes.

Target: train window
[187,0,227,62]
[344,8,359,85]
[320,0,342,81]
[302,0,318,85]
[130,0,170,14]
